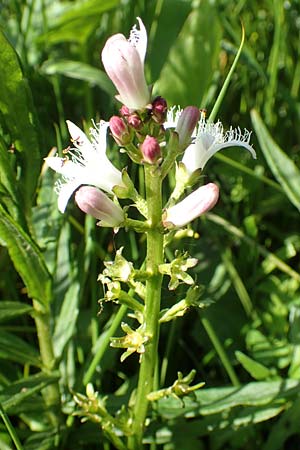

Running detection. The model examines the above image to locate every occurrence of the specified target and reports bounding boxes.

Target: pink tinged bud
[163,183,219,228]
[101,17,150,110]
[140,135,161,164]
[120,105,130,117]
[127,113,142,130]
[175,106,200,148]
[109,116,132,145]
[75,186,124,227]
[151,96,168,124]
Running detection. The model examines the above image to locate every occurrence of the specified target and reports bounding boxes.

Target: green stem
[32,300,62,427]
[0,402,24,450]
[128,166,164,450]
[200,315,240,387]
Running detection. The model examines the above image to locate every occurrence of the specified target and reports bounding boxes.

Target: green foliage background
[0,0,300,448]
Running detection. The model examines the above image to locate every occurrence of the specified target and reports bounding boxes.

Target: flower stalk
[128,165,164,449]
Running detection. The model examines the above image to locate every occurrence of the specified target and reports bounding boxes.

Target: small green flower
[110,322,149,362]
[159,251,198,290]
[147,369,204,402]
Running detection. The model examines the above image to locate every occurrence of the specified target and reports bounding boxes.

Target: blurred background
[0,0,300,449]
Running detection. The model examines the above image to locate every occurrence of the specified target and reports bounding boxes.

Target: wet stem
[128,165,164,450]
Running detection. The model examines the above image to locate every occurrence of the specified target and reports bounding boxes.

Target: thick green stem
[128,166,164,449]
[32,300,62,428]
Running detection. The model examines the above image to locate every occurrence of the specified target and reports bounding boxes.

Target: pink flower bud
[109,116,132,146]
[175,106,200,148]
[151,96,168,124]
[120,105,130,117]
[163,183,219,228]
[127,113,142,130]
[75,186,124,227]
[140,136,161,164]
[101,18,150,110]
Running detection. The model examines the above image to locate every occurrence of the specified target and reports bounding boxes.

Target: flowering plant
[46,17,255,450]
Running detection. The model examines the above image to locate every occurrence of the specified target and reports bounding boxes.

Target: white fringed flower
[101,17,150,110]
[165,109,256,174]
[45,120,123,213]
[182,114,256,174]
[163,183,219,228]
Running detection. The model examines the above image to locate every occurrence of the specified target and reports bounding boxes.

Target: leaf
[39,0,120,44]
[53,280,80,359]
[23,430,60,450]
[0,29,40,209]
[235,350,271,380]
[0,137,26,227]
[156,379,300,419]
[0,331,40,367]
[251,109,300,212]
[0,301,33,323]
[40,60,114,96]
[154,4,221,106]
[0,372,59,413]
[0,204,51,305]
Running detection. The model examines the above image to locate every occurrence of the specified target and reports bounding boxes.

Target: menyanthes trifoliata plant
[46,17,256,450]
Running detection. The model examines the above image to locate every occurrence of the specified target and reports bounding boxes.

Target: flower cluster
[46,19,255,230]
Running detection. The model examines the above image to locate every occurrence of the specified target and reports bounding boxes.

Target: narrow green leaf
[0,402,23,450]
[0,29,40,208]
[157,379,299,419]
[0,204,51,305]
[154,4,221,106]
[0,301,33,323]
[251,109,300,212]
[0,372,59,412]
[53,280,80,359]
[40,60,114,96]
[0,331,40,367]
[235,350,271,380]
[23,431,60,450]
[0,137,26,227]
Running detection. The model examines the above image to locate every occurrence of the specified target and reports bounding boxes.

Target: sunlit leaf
[0,204,51,305]
[0,29,40,209]
[154,4,221,106]
[40,60,114,96]
[235,350,271,380]
[39,0,120,44]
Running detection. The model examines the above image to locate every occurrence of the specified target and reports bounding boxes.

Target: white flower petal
[57,179,82,213]
[181,117,256,174]
[45,121,124,213]
[129,17,147,63]
[45,157,85,179]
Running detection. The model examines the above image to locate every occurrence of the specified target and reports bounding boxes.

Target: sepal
[158,251,198,290]
[147,369,204,402]
[159,285,214,323]
[110,322,149,362]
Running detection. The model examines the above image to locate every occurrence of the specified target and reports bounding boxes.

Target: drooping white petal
[181,117,256,175]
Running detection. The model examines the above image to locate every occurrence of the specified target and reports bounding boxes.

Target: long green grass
[0,0,300,449]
